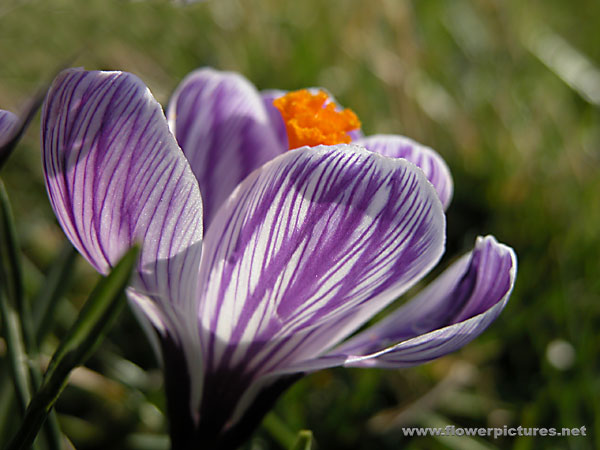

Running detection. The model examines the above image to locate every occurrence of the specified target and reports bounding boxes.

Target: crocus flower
[41,67,516,449]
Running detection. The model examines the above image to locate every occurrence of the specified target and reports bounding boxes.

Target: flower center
[273,89,361,150]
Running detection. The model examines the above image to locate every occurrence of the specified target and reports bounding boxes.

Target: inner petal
[273,89,361,149]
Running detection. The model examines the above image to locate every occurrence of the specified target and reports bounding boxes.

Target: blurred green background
[0,0,598,449]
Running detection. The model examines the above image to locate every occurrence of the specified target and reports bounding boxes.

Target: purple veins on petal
[336,235,516,368]
[41,68,204,329]
[168,68,284,229]
[197,144,445,378]
[357,134,454,210]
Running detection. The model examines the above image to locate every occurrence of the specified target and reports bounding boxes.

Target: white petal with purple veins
[42,69,204,332]
[197,144,445,378]
[168,68,284,228]
[357,134,453,210]
[288,235,516,371]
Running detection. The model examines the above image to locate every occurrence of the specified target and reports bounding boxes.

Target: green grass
[1,0,599,449]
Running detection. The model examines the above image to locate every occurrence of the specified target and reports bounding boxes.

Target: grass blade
[262,413,297,449]
[0,179,32,417]
[0,180,25,321]
[33,244,78,344]
[6,245,139,450]
[290,430,314,450]
[1,179,66,449]
[0,373,17,442]
[0,288,32,414]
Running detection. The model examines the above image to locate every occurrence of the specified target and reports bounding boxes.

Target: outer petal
[0,110,19,150]
[356,134,453,210]
[197,143,445,379]
[42,69,204,332]
[167,68,284,228]
[292,235,516,371]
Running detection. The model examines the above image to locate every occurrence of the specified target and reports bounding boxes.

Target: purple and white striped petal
[312,235,516,369]
[197,144,445,379]
[0,110,19,150]
[42,69,204,333]
[229,251,524,430]
[356,135,453,210]
[167,68,284,228]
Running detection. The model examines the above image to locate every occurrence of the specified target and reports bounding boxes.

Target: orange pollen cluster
[273,89,361,150]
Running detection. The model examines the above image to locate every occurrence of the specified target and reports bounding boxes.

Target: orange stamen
[273,89,361,150]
